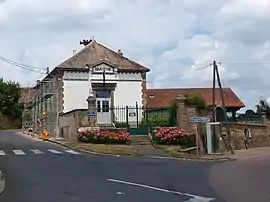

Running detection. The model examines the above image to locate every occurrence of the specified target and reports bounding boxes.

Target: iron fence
[93,105,177,135]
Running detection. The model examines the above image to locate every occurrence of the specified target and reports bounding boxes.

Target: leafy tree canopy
[0,78,22,119]
[256,98,270,119]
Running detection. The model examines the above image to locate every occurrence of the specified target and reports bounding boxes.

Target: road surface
[1,130,269,202]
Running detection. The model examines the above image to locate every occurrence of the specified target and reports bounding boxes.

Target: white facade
[62,62,144,125]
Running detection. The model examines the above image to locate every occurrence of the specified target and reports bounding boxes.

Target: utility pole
[214,62,235,154]
[212,61,216,122]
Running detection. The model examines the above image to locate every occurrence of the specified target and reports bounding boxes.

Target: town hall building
[22,39,150,136]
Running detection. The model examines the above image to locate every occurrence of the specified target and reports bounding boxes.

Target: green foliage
[115,122,130,128]
[168,100,178,126]
[141,115,170,127]
[185,93,207,109]
[0,125,21,130]
[256,98,270,119]
[0,79,22,119]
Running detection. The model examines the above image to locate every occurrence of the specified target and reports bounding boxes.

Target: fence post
[126,106,129,128]
[136,102,139,128]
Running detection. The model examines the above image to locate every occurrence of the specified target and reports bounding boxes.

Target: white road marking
[48,149,62,154]
[30,149,44,155]
[0,151,5,156]
[65,150,80,155]
[12,150,26,155]
[108,178,215,202]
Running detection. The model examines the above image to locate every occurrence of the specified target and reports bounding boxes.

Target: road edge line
[0,170,5,195]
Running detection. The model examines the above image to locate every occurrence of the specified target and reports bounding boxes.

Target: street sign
[189,116,210,123]
[87,111,95,117]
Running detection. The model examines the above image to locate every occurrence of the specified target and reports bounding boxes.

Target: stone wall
[224,123,270,150]
[175,93,270,151]
[0,115,21,128]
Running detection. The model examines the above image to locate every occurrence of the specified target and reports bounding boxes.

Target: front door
[96,90,111,125]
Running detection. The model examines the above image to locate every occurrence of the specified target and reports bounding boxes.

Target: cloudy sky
[0,0,270,110]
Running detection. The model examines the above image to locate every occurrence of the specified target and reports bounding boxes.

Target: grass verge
[63,142,140,156]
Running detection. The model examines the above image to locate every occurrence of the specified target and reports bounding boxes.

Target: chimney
[118,49,123,56]
[46,67,50,74]
[73,50,77,55]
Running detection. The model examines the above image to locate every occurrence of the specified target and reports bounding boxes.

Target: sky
[0,0,270,111]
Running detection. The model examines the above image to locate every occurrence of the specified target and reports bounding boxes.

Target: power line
[221,61,270,64]
[0,56,46,74]
[194,63,213,71]
[0,55,45,70]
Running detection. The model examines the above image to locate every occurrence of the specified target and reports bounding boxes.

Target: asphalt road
[0,130,269,202]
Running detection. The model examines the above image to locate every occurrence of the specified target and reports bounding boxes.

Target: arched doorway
[215,106,225,122]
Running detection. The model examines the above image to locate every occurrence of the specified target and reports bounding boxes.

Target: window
[97,100,101,112]
[96,90,110,98]
[102,100,109,112]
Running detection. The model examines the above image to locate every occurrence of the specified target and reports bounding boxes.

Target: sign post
[189,116,210,156]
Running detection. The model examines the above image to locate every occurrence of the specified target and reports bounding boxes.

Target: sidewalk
[229,147,270,160]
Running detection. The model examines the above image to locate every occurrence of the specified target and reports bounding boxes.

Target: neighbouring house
[146,87,245,121]
[21,40,150,136]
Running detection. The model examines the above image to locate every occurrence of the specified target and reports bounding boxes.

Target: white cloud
[0,0,270,110]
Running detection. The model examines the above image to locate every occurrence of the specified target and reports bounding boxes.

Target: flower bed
[77,129,131,144]
[151,127,196,147]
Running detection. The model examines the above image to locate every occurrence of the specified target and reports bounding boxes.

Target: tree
[0,79,22,119]
[256,98,270,119]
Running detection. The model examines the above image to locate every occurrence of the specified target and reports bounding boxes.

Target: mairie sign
[189,116,210,123]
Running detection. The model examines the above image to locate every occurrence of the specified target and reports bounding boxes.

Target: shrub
[151,127,196,147]
[115,122,129,128]
[141,115,170,127]
[185,93,207,110]
[77,129,131,144]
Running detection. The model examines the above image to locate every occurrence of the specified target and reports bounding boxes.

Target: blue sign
[88,111,95,117]
[189,116,210,123]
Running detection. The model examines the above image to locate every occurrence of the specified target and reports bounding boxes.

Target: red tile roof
[146,88,245,108]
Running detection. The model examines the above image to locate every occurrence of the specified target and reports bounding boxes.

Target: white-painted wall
[114,73,142,107]
[62,64,144,124]
[63,71,89,113]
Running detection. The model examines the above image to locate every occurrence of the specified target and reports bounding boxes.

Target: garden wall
[58,109,89,141]
[0,115,21,129]
[221,123,270,150]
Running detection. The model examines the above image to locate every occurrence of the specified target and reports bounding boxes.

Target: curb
[45,139,125,157]
[0,170,5,195]
[159,153,237,162]
[45,139,237,162]
[155,155,237,162]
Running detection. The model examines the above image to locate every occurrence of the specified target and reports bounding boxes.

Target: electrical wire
[0,55,46,74]
[0,55,45,70]
[194,63,212,71]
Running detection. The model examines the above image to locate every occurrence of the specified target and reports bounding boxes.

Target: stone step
[131,135,151,145]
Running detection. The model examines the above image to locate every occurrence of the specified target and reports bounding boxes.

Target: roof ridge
[94,41,149,71]
[56,40,95,68]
